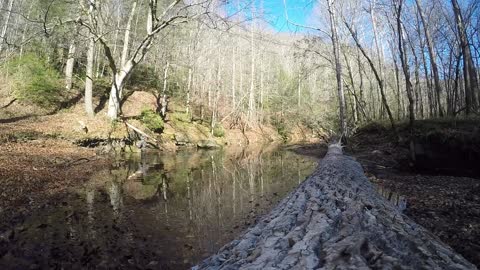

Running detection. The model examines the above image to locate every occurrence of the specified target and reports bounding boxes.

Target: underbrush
[139,109,164,132]
[2,54,63,108]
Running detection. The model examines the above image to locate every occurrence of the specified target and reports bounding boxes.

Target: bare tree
[394,0,415,128]
[326,0,347,137]
[415,0,443,117]
[78,0,207,120]
[0,0,14,54]
[84,0,96,116]
[451,0,479,114]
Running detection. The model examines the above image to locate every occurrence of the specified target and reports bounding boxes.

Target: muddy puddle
[0,148,317,269]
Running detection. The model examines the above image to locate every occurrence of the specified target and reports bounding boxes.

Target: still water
[1,147,317,269]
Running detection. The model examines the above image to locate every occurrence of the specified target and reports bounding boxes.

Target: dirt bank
[346,121,480,267]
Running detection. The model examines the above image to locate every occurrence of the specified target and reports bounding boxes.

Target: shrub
[140,109,164,132]
[3,54,63,108]
[271,117,289,142]
[171,112,191,123]
[213,124,225,137]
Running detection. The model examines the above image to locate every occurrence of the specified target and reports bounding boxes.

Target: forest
[0,0,479,269]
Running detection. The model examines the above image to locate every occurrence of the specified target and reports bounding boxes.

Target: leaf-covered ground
[348,122,480,267]
[0,139,111,232]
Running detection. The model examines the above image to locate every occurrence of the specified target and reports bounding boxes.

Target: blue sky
[260,0,315,32]
[226,0,316,33]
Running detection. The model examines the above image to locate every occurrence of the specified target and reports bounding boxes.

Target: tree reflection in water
[3,147,318,269]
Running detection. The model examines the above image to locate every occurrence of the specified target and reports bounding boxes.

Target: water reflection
[1,147,317,269]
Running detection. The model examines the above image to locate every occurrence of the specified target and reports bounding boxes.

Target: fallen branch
[124,121,158,143]
[0,98,17,109]
[196,144,476,269]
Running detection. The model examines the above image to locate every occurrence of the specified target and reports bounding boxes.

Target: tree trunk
[196,145,476,270]
[160,61,170,119]
[65,34,77,91]
[186,67,192,116]
[107,61,134,119]
[121,1,137,68]
[392,52,402,120]
[451,0,479,114]
[327,0,347,137]
[232,46,236,109]
[344,21,397,134]
[85,12,96,117]
[0,0,14,54]
[396,0,415,128]
[19,1,34,56]
[343,52,359,123]
[297,72,301,109]
[420,41,434,118]
[415,0,443,117]
[248,5,256,124]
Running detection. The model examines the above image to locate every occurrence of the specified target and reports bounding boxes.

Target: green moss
[213,124,225,138]
[271,117,289,142]
[140,109,164,132]
[171,112,191,123]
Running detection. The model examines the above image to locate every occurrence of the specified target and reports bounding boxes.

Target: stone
[174,133,190,146]
[197,139,220,149]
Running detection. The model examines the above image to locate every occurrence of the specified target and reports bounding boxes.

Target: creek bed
[0,148,317,269]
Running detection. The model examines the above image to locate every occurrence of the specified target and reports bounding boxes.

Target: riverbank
[0,91,319,152]
[286,119,480,267]
[0,104,314,224]
[0,93,315,229]
[346,120,480,267]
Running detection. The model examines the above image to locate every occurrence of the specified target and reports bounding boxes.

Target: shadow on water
[0,147,317,269]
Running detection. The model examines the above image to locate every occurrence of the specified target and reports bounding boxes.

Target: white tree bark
[65,34,77,91]
[248,6,256,123]
[107,60,134,119]
[160,61,170,118]
[120,1,137,68]
[0,0,14,54]
[85,1,96,117]
[327,0,347,137]
[186,67,193,116]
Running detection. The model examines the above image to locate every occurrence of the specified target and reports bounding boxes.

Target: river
[0,147,318,269]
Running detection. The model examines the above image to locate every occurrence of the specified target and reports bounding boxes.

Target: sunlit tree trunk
[106,1,138,119]
[186,67,192,116]
[85,1,96,117]
[0,0,14,54]
[65,31,77,91]
[327,0,347,137]
[121,1,137,68]
[231,46,236,109]
[248,6,256,124]
[19,1,34,57]
[160,61,170,118]
[369,1,396,129]
[344,18,397,134]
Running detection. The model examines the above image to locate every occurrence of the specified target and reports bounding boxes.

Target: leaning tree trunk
[196,144,476,270]
[327,0,347,137]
